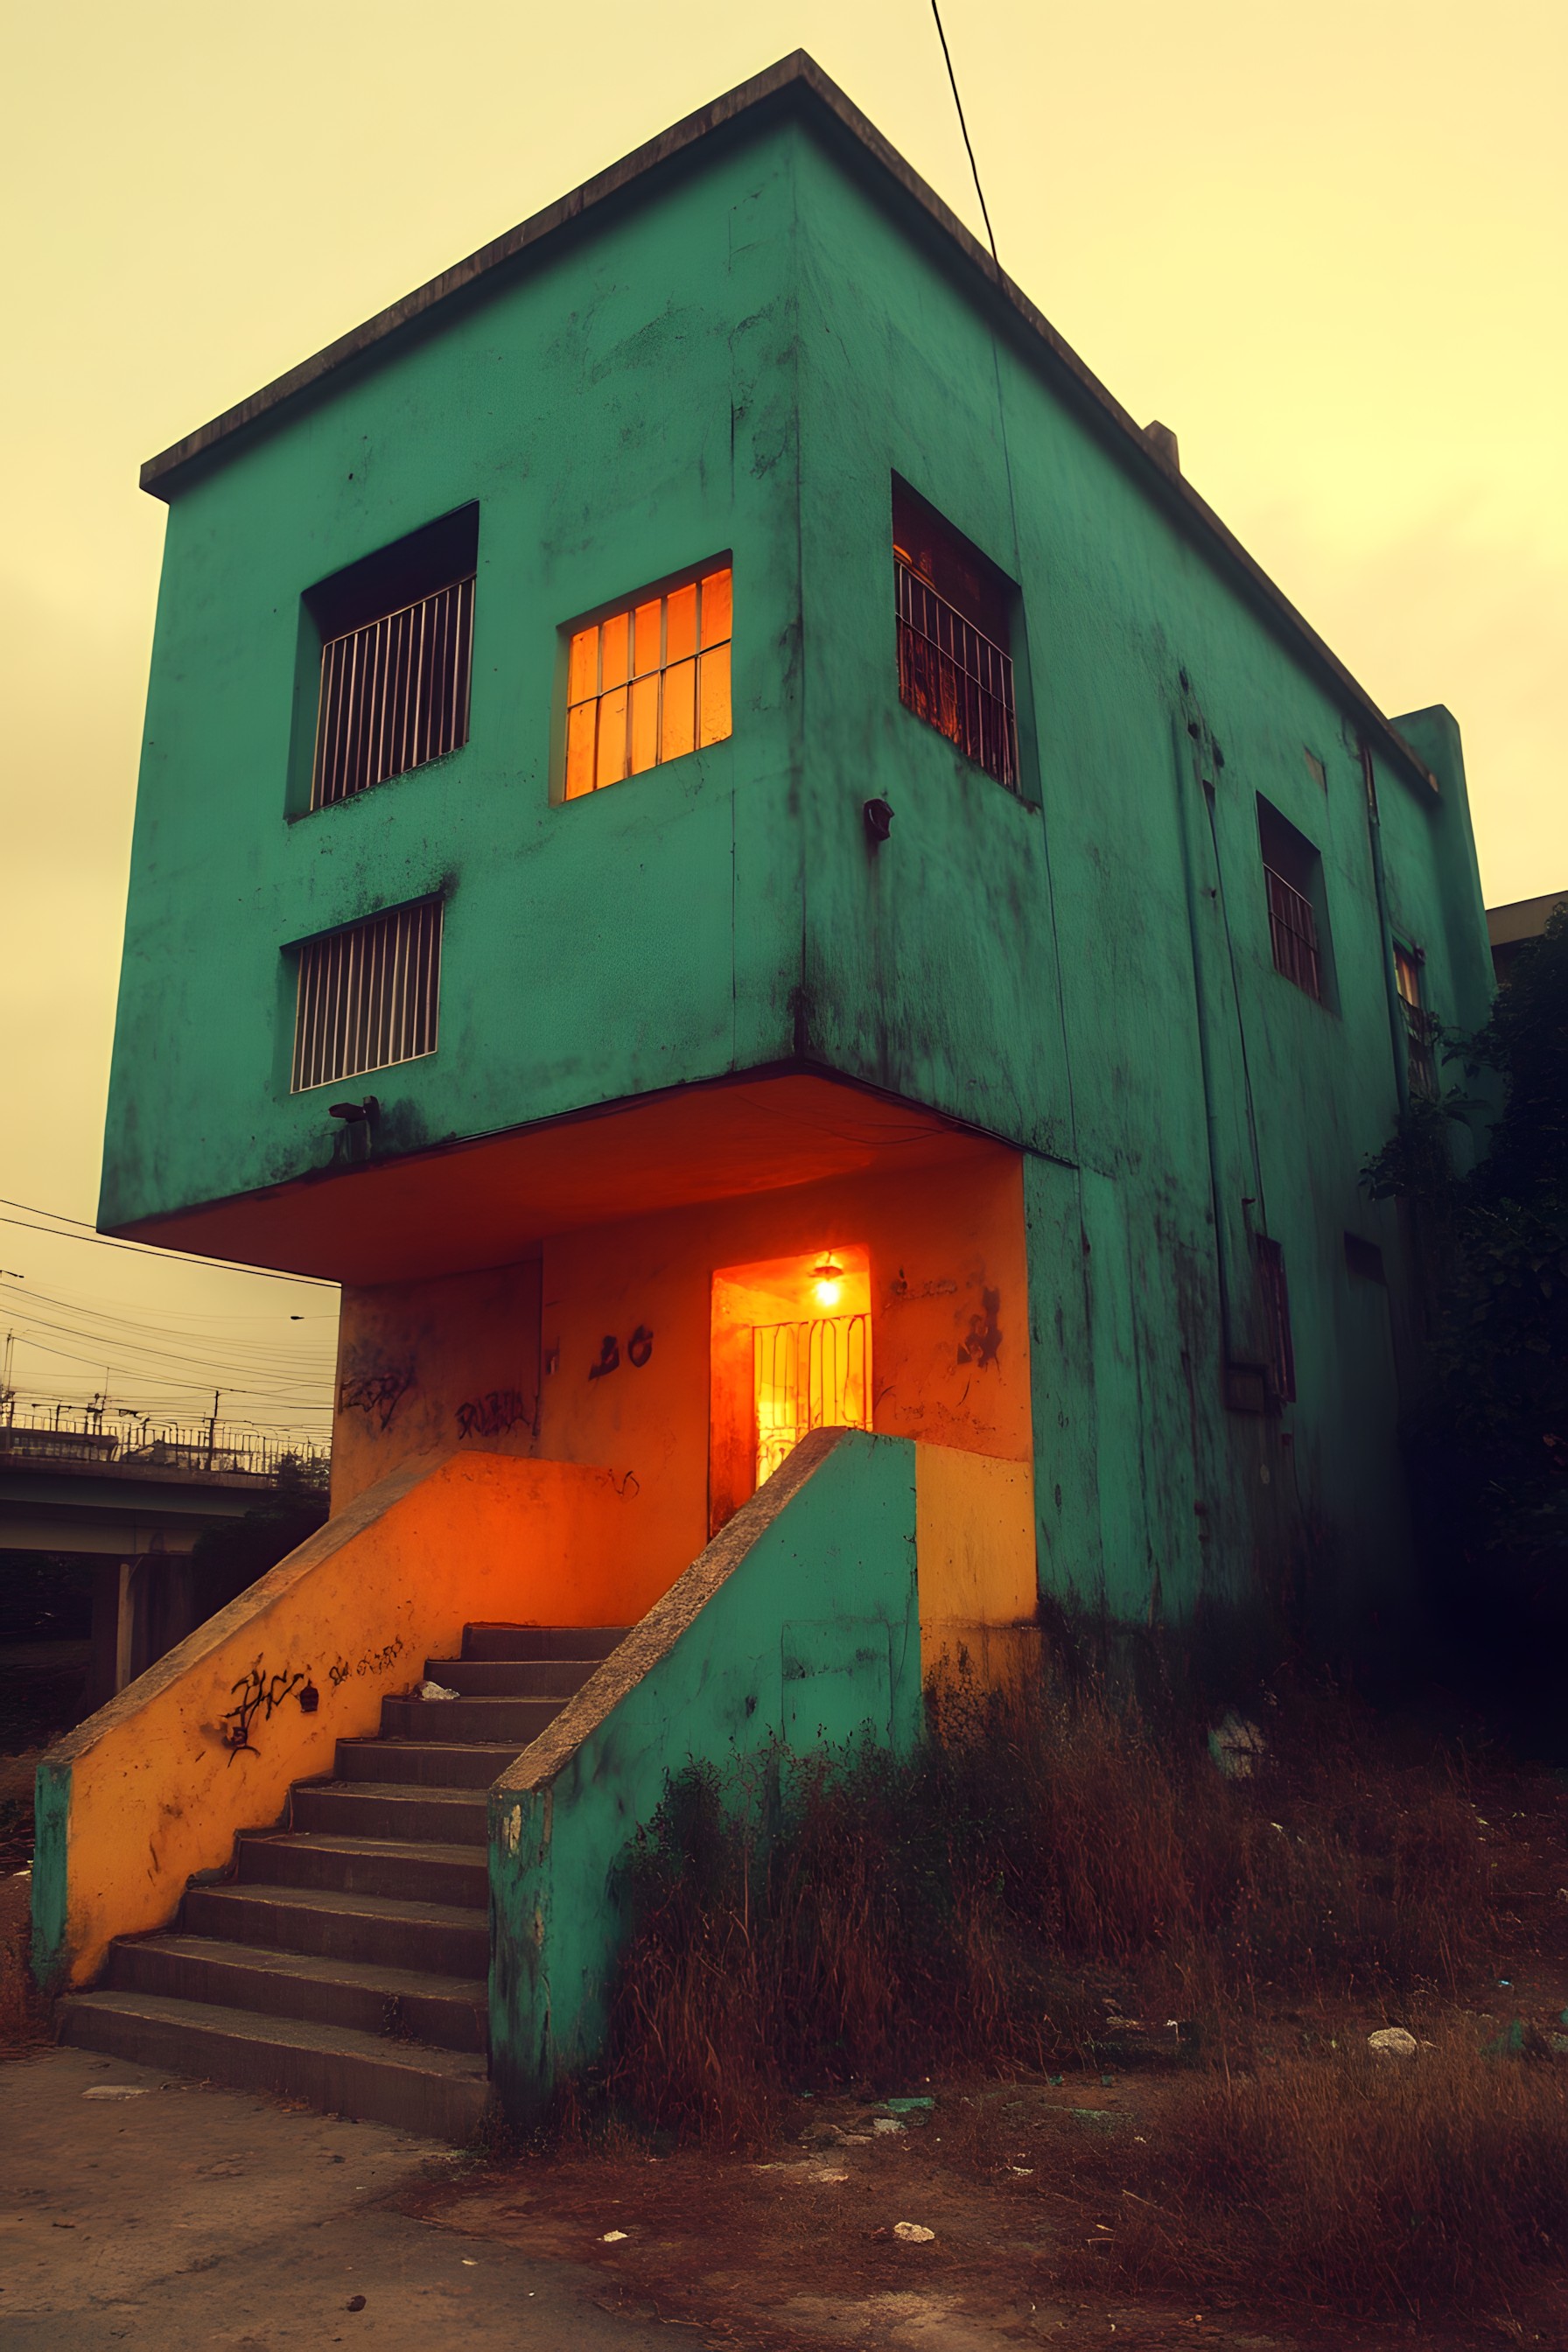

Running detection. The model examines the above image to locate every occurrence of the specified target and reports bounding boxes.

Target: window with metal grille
[1257,797,1326,1003]
[892,479,1019,791]
[1256,1236,1297,1407]
[290,900,442,1092]
[752,1312,870,1486]
[564,564,732,799]
[1394,942,1437,1096]
[303,505,479,812]
[311,578,473,808]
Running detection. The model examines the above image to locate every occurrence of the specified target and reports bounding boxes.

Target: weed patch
[600,1676,1550,2146]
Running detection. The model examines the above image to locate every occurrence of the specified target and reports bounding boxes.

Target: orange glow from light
[812,1251,844,1309]
[564,564,732,800]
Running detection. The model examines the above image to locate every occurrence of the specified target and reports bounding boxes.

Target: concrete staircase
[59,1623,626,2141]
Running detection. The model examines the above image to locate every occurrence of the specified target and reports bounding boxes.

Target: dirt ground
[416,2062,1568,2352]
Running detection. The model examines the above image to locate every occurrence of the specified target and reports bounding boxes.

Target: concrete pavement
[0,2044,702,2349]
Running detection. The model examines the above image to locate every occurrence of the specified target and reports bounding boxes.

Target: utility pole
[207,1388,220,1468]
[0,1270,24,1425]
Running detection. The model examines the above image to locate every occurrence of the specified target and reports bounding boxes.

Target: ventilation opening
[290,899,442,1092]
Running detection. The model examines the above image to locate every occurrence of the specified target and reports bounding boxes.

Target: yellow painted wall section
[916,1443,1039,1685]
[332,1259,542,1508]
[537,1143,1032,1602]
[46,1450,645,1984]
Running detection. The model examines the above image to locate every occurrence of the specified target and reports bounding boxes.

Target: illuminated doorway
[710,1249,872,1531]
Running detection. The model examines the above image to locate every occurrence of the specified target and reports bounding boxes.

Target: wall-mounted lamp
[812,1253,844,1311]
[863,797,894,848]
[329,1097,379,1123]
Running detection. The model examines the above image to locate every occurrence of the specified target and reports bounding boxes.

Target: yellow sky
[1,0,1562,1420]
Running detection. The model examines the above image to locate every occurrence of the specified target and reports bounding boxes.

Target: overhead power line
[930,0,1001,272]
[0,1200,337,1290]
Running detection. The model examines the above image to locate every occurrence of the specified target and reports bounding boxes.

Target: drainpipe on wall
[1360,738,1411,1119]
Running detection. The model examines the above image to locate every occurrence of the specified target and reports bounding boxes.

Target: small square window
[563,564,732,799]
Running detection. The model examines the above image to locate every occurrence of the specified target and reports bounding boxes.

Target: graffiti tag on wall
[455,1390,532,1440]
[956,1287,1002,1371]
[339,1368,416,1430]
[219,1663,308,1761]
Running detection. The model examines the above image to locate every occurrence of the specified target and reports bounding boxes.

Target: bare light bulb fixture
[812,1253,844,1311]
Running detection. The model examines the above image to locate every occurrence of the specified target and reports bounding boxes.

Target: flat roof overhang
[106,1072,1000,1289]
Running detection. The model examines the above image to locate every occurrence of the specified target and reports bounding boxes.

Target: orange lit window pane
[564,700,597,799]
[567,626,598,707]
[699,567,732,650]
[630,673,661,774]
[662,658,696,762]
[697,642,732,748]
[634,599,662,676]
[600,611,630,690]
[560,564,729,799]
[666,582,697,666]
[596,684,628,789]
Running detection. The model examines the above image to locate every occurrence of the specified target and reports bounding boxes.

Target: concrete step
[235,1831,487,1909]
[334,1740,516,1788]
[290,1779,488,1845]
[379,1695,565,1745]
[422,1656,599,1700]
[59,1990,488,2141]
[462,1622,629,1662]
[105,1933,486,2052]
[183,1882,488,1978]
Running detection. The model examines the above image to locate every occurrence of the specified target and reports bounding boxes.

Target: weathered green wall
[101,82,1494,1648]
[782,118,1491,1645]
[487,1428,921,2118]
[102,129,808,1229]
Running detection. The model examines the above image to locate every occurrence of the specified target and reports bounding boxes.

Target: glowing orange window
[564,565,732,799]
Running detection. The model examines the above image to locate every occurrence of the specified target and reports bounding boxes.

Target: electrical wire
[0,1200,337,1289]
[930,0,1001,271]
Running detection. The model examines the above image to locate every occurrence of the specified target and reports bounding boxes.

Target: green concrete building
[43,54,1492,2131]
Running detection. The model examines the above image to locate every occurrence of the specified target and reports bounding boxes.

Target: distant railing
[0,1404,329,1486]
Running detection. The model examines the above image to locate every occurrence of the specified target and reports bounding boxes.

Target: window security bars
[1265,864,1322,1000]
[1394,946,1436,1096]
[895,559,1018,791]
[291,900,442,1092]
[1256,1237,1297,1408]
[565,567,732,799]
[311,575,474,809]
[752,1312,870,1487]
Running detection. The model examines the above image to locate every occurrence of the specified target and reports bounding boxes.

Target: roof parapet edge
[136,48,1438,799]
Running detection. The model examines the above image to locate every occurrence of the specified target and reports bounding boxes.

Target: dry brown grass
[0,1914,51,2058]
[1016,2030,1568,2321]
[598,1674,1532,2149]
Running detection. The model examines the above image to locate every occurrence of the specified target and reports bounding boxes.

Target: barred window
[312,578,473,808]
[564,565,732,799]
[1394,942,1437,1096]
[291,900,442,1092]
[1256,1236,1297,1407]
[1257,798,1327,1004]
[892,479,1018,791]
[304,506,478,812]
